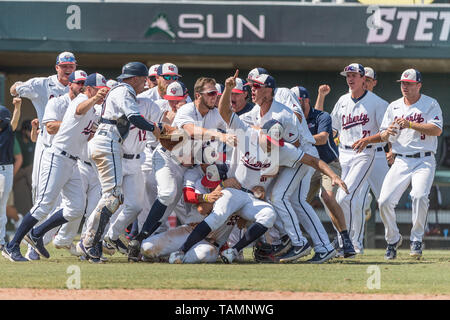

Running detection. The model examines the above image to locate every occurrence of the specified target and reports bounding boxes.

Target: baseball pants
[336,147,375,248]
[378,153,435,244]
[0,164,13,246]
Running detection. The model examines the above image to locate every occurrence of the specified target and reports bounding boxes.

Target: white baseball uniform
[30,93,98,223]
[106,97,164,241]
[331,90,387,249]
[15,75,69,201]
[378,94,443,244]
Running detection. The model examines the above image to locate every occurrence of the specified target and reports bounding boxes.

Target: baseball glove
[158,124,186,151]
[252,240,278,263]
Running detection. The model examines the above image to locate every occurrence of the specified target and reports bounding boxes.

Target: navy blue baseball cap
[291,86,309,99]
[262,119,284,146]
[247,67,268,81]
[201,163,228,189]
[68,70,87,83]
[246,74,276,89]
[85,73,108,88]
[0,105,11,123]
[340,63,365,77]
[397,69,422,83]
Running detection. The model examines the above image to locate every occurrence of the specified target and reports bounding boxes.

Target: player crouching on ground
[143,163,244,263]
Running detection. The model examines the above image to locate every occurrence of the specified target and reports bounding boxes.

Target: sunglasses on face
[251,83,266,89]
[200,90,218,97]
[162,75,179,81]
[148,76,157,82]
[74,81,85,85]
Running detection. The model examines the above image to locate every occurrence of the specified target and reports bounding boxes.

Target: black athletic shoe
[24,231,50,259]
[385,235,403,260]
[342,238,357,258]
[272,235,292,257]
[307,249,336,264]
[127,240,141,262]
[279,242,312,263]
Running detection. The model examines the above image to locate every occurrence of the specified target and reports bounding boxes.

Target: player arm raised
[314,84,331,112]
[76,88,108,116]
[30,119,39,142]
[10,97,22,131]
[218,70,239,125]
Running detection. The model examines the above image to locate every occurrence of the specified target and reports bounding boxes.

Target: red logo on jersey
[241,152,271,171]
[289,133,294,137]
[395,113,424,125]
[434,116,440,120]
[342,113,369,130]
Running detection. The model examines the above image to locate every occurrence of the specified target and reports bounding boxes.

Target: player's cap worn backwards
[246,74,276,89]
[201,164,228,189]
[56,51,77,65]
[157,63,181,77]
[247,67,268,81]
[148,64,160,77]
[215,83,225,96]
[262,119,284,147]
[340,63,365,77]
[397,69,422,83]
[68,70,87,83]
[232,78,248,94]
[290,86,309,100]
[364,67,377,80]
[117,62,149,81]
[164,81,188,101]
[85,73,108,88]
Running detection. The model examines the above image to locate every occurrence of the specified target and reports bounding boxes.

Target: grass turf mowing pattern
[0,244,449,294]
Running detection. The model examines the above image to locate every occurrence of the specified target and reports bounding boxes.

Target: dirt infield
[0,289,449,300]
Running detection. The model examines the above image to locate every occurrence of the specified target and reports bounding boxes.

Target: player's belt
[123,153,141,160]
[396,152,431,158]
[60,150,78,161]
[240,187,254,195]
[376,147,383,152]
[100,118,117,125]
[342,145,373,150]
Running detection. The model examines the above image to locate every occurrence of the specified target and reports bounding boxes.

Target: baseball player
[0,99,23,250]
[349,67,390,254]
[143,163,241,263]
[10,52,77,202]
[330,63,387,255]
[127,76,232,261]
[103,90,173,252]
[352,69,443,259]
[291,85,356,258]
[79,62,161,260]
[2,73,108,262]
[146,64,160,90]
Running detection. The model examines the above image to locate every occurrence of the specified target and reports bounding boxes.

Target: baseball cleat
[279,242,312,263]
[220,248,237,264]
[102,240,116,256]
[385,235,403,260]
[343,238,357,258]
[2,243,28,262]
[54,243,81,256]
[24,231,50,259]
[410,241,423,259]
[77,240,100,259]
[25,246,40,261]
[127,240,141,262]
[307,249,336,264]
[272,235,292,257]
[104,236,128,255]
[169,251,185,264]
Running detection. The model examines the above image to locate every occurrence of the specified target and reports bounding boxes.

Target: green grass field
[1,244,449,294]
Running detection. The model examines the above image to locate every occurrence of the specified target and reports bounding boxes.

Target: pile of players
[1,51,442,264]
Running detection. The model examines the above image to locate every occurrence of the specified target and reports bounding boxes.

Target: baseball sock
[7,212,38,248]
[129,219,139,238]
[32,209,67,239]
[136,199,167,242]
[233,222,268,252]
[340,230,350,242]
[180,221,212,253]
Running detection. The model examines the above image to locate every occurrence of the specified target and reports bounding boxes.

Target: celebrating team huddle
[0,51,443,265]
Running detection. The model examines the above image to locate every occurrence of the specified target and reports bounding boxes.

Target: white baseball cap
[148,64,160,77]
[340,63,365,77]
[364,67,377,80]
[163,81,188,101]
[215,83,225,96]
[106,79,118,89]
[68,70,87,83]
[247,67,268,81]
[262,119,284,146]
[397,69,422,83]
[85,73,108,88]
[232,78,248,94]
[157,63,181,77]
[201,164,228,189]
